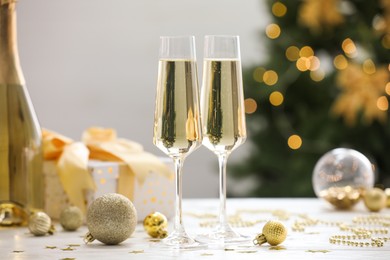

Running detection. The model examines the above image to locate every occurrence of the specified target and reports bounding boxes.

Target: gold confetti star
[306,250,330,253]
[129,250,144,254]
[61,247,74,251]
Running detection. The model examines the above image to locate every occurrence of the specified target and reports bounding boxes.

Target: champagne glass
[153,36,203,248]
[200,35,247,244]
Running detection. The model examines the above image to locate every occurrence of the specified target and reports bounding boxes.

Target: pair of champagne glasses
[153,35,247,249]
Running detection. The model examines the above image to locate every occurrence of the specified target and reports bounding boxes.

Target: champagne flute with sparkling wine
[200,35,247,244]
[153,36,203,248]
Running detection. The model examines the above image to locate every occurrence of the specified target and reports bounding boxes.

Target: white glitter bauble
[60,206,83,231]
[312,148,375,209]
[86,193,137,245]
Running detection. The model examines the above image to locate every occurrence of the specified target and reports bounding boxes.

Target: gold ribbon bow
[42,127,173,213]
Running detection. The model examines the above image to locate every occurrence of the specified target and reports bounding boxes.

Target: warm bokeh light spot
[308,56,320,71]
[272,2,287,17]
[288,135,302,150]
[342,38,357,56]
[263,70,278,85]
[299,46,314,57]
[253,67,266,83]
[363,59,376,74]
[333,54,348,70]
[266,23,281,39]
[377,96,389,111]
[285,46,300,61]
[382,34,390,49]
[386,82,390,95]
[244,98,258,114]
[310,70,325,82]
[296,57,310,71]
[269,91,284,106]
[244,98,257,114]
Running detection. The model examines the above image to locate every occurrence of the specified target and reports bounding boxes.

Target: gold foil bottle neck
[1,0,18,6]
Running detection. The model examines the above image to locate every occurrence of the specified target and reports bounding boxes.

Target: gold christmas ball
[385,188,390,208]
[364,188,387,212]
[85,193,137,245]
[60,206,83,231]
[253,220,287,246]
[28,211,52,236]
[143,212,168,239]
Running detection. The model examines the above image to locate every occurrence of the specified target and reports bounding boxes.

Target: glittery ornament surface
[60,206,83,231]
[86,193,137,245]
[385,188,390,208]
[312,148,374,209]
[254,220,287,246]
[28,212,52,236]
[143,212,168,238]
[363,188,387,212]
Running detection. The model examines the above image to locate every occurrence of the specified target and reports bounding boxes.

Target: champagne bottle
[0,0,44,226]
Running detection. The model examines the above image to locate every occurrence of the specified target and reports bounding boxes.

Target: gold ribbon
[42,127,173,213]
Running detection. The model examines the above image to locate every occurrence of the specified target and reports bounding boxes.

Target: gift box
[43,158,175,221]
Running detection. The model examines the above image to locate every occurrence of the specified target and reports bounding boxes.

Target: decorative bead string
[186,209,390,247]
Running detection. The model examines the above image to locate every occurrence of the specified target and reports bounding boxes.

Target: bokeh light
[296,57,310,71]
[308,56,320,71]
[377,96,389,111]
[362,59,376,74]
[382,34,390,49]
[310,70,325,82]
[244,98,258,114]
[269,91,284,106]
[299,46,314,57]
[285,46,300,61]
[272,2,287,17]
[386,82,390,95]
[263,70,278,85]
[253,67,266,83]
[342,38,357,57]
[288,135,302,150]
[333,54,348,70]
[266,23,281,39]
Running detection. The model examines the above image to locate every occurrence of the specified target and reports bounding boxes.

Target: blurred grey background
[17,0,269,198]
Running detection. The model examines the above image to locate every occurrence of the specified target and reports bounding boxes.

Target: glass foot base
[161,229,206,249]
[196,224,250,245]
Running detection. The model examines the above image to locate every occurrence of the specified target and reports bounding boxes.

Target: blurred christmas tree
[232,0,390,197]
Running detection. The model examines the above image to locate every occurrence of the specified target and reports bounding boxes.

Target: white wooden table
[1,198,390,259]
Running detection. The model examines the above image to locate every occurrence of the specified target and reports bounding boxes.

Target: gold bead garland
[329,235,387,247]
[187,208,390,249]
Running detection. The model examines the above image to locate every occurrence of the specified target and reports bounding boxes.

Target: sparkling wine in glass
[153,36,203,248]
[200,35,247,244]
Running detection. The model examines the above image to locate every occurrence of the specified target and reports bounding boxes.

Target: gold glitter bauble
[253,220,287,246]
[143,212,168,238]
[28,212,52,236]
[385,188,390,208]
[363,188,386,212]
[60,206,83,231]
[85,193,137,245]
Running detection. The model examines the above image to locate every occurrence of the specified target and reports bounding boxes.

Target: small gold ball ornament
[385,188,390,208]
[60,206,83,231]
[253,220,287,246]
[84,193,137,245]
[363,188,387,212]
[143,212,168,238]
[28,211,54,236]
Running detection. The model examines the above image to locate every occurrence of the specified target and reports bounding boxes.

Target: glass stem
[218,153,229,227]
[173,156,185,232]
